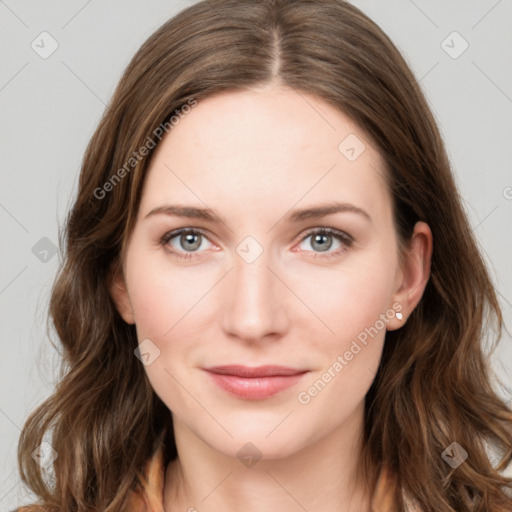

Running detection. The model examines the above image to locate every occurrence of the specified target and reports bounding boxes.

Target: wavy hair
[16,0,512,510]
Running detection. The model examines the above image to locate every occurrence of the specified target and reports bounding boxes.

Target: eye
[295,227,353,259]
[159,228,213,260]
[159,226,353,261]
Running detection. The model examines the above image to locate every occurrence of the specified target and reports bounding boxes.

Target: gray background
[1,0,511,507]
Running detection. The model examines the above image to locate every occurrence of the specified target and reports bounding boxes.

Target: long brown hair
[16,0,512,510]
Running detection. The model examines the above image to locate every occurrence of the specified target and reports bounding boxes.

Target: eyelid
[159,226,353,258]
[299,226,353,245]
[294,226,353,259]
[160,227,215,249]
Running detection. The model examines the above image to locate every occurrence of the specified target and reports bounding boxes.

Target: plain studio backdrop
[1,0,511,507]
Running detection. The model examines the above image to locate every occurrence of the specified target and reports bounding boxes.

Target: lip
[203,365,309,400]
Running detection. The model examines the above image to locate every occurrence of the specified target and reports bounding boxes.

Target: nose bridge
[220,237,288,341]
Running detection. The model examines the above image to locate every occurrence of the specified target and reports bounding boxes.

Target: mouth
[202,365,309,400]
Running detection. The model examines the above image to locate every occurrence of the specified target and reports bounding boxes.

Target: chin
[203,425,309,462]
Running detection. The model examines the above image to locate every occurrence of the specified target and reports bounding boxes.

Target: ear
[387,221,432,330]
[108,260,135,325]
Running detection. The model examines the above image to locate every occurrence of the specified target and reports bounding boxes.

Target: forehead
[140,85,391,224]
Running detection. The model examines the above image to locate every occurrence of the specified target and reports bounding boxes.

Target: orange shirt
[122,444,417,512]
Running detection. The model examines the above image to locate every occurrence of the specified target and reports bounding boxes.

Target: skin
[110,83,432,512]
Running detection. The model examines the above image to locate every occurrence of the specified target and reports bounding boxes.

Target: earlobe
[388,221,433,331]
[108,261,136,325]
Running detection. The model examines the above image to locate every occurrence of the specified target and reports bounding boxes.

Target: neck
[163,403,373,512]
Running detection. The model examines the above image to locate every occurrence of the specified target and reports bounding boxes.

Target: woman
[15,0,512,510]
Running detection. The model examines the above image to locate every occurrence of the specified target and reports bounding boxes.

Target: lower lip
[204,371,308,400]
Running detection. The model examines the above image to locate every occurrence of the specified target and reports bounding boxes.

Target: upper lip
[203,365,308,378]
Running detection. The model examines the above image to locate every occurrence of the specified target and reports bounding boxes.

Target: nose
[220,247,290,344]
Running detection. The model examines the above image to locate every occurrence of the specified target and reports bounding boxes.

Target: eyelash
[159,227,353,261]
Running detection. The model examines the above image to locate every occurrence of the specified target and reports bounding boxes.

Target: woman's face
[111,84,429,461]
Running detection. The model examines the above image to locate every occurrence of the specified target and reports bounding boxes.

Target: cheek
[294,266,392,424]
[294,251,397,345]
[127,250,216,341]
[125,252,209,414]
[292,251,396,407]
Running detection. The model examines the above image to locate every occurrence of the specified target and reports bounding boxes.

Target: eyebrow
[144,201,371,224]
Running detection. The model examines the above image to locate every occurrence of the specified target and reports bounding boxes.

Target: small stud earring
[396,312,403,320]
